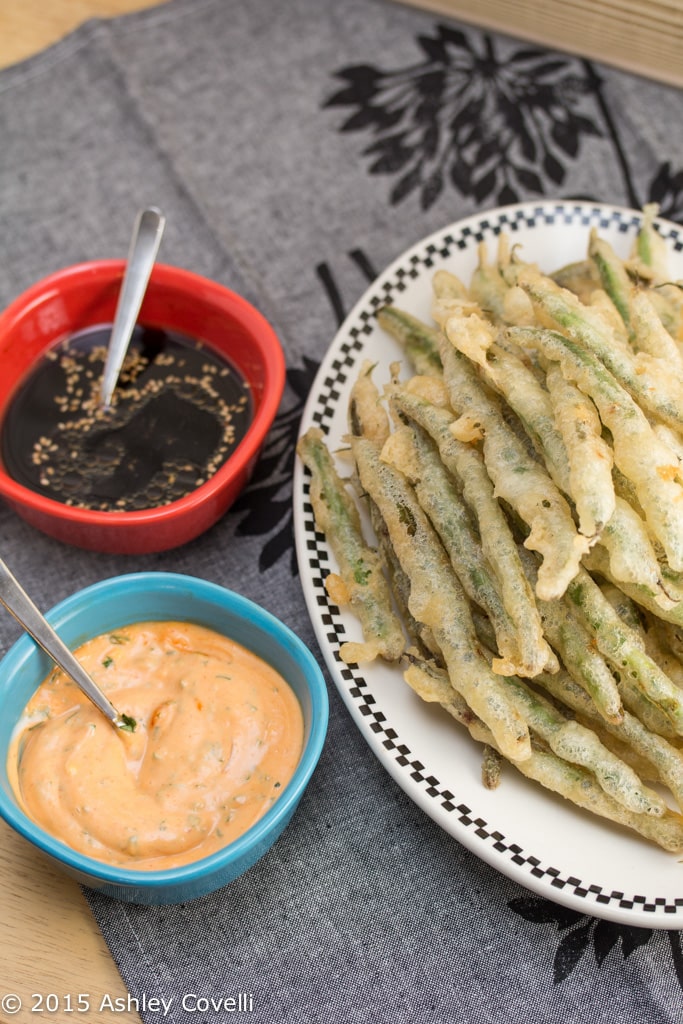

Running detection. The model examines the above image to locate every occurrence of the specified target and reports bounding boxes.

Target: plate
[293,200,683,927]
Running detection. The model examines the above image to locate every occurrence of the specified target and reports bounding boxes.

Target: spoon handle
[99,205,166,409]
[0,558,122,729]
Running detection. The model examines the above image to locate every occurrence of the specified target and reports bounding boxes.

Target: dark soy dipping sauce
[1,324,254,512]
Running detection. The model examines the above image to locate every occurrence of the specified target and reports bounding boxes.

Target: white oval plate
[293,200,683,927]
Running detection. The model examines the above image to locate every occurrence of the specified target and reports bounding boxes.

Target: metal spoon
[0,558,135,732]
[99,205,166,410]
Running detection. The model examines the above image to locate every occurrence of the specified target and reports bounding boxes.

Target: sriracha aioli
[8,621,304,870]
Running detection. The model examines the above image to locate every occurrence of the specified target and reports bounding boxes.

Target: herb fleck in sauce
[1,325,253,511]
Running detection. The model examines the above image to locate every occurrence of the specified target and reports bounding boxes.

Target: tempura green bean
[352,435,532,762]
[297,427,405,664]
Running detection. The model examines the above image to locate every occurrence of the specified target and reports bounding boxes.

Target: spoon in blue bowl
[0,558,135,732]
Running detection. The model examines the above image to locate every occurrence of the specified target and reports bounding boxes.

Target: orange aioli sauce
[8,621,305,871]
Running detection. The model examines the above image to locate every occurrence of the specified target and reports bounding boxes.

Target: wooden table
[0,0,168,70]
[0,819,140,1022]
[0,9,172,1019]
[397,0,683,89]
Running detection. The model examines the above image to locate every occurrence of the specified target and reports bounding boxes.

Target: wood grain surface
[395,0,683,88]
[0,817,140,1023]
[0,0,169,69]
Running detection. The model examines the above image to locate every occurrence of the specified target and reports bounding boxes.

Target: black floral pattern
[232,250,378,572]
[232,359,316,575]
[238,22,683,579]
[509,896,683,988]
[325,24,683,221]
[325,26,602,209]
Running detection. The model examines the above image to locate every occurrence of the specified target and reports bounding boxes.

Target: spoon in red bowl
[0,558,136,732]
[98,205,166,410]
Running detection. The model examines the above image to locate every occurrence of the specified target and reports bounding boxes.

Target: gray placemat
[1,0,683,1020]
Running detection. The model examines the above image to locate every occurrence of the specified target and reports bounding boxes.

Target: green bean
[584,546,683,633]
[431,268,469,302]
[566,568,683,734]
[502,675,665,816]
[632,203,669,281]
[375,305,443,376]
[598,581,645,633]
[404,657,503,790]
[517,266,683,430]
[542,599,624,725]
[588,229,633,337]
[515,545,623,723]
[351,435,532,762]
[598,496,673,606]
[536,665,683,810]
[469,240,511,323]
[404,656,482,730]
[345,362,438,661]
[511,324,683,572]
[443,310,572,492]
[384,419,524,676]
[347,359,391,447]
[544,363,614,536]
[511,748,683,852]
[550,258,601,303]
[296,427,405,664]
[389,384,555,676]
[639,616,683,693]
[439,338,589,601]
[372,501,441,663]
[630,289,683,367]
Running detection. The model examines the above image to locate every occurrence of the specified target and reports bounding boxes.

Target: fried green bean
[442,311,572,493]
[598,496,673,607]
[588,229,634,338]
[351,435,532,762]
[566,568,683,734]
[297,427,405,664]
[550,258,601,304]
[514,545,623,723]
[544,363,614,536]
[632,203,669,281]
[383,419,524,676]
[297,213,683,854]
[501,675,665,816]
[388,384,555,676]
[431,268,469,302]
[375,305,443,377]
[541,598,624,725]
[630,289,683,367]
[346,362,438,661]
[511,324,683,572]
[511,748,683,853]
[639,616,683,692]
[536,665,683,810]
[516,266,683,431]
[439,337,589,601]
[404,656,483,731]
[584,545,683,632]
[348,359,391,447]
[468,239,511,323]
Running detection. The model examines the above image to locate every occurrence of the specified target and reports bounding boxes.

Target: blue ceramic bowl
[0,572,328,905]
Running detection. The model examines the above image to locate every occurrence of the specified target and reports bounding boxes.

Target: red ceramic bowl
[0,261,285,553]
